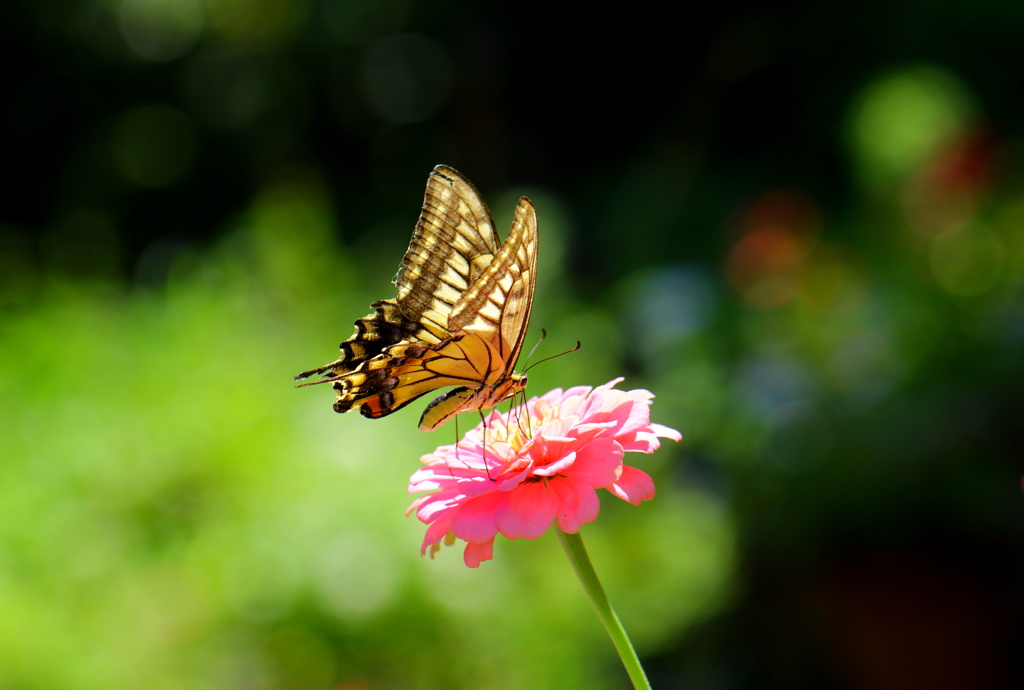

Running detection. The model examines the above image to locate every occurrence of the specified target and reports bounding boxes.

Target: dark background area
[3,0,1023,688]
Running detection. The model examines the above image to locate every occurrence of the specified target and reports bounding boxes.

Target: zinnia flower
[407,378,682,567]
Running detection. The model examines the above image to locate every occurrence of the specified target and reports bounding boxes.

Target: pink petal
[617,431,661,453]
[537,416,578,439]
[421,515,455,554]
[568,420,618,446]
[463,539,494,568]
[649,422,683,441]
[451,491,506,542]
[416,492,461,522]
[459,477,501,497]
[583,392,636,435]
[495,481,557,539]
[617,399,654,436]
[550,477,601,532]
[555,387,591,418]
[532,450,576,477]
[618,422,683,452]
[568,437,624,487]
[608,465,656,505]
[530,433,578,465]
[409,379,675,567]
[595,377,626,393]
[406,494,432,515]
[539,387,565,405]
[495,465,532,492]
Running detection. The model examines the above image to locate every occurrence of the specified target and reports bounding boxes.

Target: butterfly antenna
[523,340,582,374]
[519,328,547,371]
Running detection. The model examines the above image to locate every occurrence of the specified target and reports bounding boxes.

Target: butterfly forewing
[394,165,501,344]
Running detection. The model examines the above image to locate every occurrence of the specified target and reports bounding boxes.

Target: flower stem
[557,529,652,690]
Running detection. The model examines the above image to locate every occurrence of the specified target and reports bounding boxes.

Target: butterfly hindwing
[294,299,418,381]
[448,196,537,369]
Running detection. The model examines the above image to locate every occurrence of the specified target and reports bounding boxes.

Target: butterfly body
[296,165,537,431]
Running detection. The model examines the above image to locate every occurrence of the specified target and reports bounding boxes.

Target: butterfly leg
[512,387,532,440]
[478,409,494,481]
[448,415,460,478]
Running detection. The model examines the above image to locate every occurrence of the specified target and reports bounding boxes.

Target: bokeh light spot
[929,224,1005,296]
[620,265,717,362]
[727,190,820,309]
[737,355,814,417]
[901,129,994,237]
[204,0,311,45]
[112,104,197,188]
[849,66,976,188]
[118,0,203,62]
[727,229,806,309]
[798,246,867,317]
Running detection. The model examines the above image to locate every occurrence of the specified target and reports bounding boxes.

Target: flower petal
[463,539,494,568]
[529,433,578,465]
[550,477,601,533]
[495,481,557,539]
[649,422,683,442]
[451,491,506,542]
[608,465,656,505]
[409,379,670,567]
[415,491,461,522]
[532,450,576,477]
[421,515,455,554]
[618,399,655,436]
[569,437,624,487]
[617,431,661,453]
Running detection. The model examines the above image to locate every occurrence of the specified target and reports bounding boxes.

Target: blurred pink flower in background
[408,379,682,567]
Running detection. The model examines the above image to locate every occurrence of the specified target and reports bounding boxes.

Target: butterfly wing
[295,165,498,382]
[393,165,501,344]
[294,299,419,382]
[330,337,482,418]
[415,196,538,430]
[297,165,526,422]
[449,195,538,374]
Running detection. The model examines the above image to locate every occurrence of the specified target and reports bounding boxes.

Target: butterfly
[295,164,538,431]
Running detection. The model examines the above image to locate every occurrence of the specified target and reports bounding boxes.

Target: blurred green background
[2,1,1023,688]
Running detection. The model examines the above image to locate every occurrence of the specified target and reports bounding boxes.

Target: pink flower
[407,378,682,567]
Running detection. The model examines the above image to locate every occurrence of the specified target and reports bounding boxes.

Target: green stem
[557,529,652,690]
